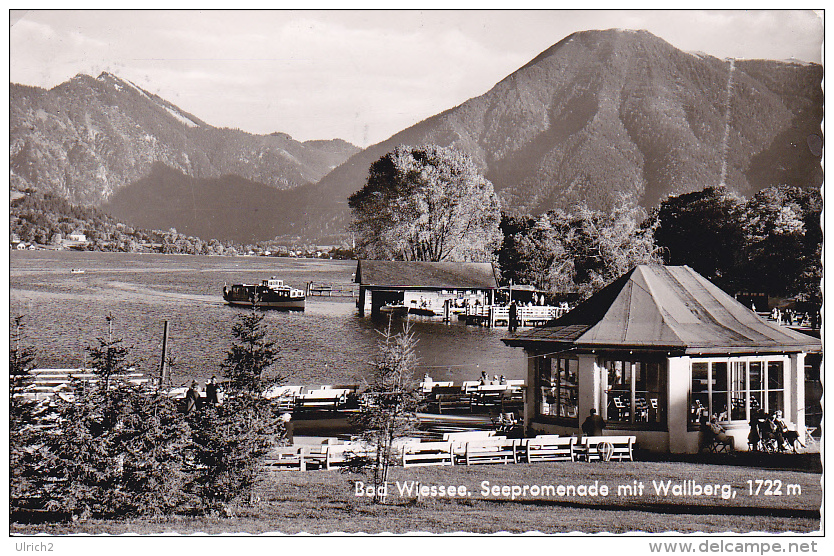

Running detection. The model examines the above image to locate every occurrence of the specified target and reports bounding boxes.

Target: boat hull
[225,297,306,310]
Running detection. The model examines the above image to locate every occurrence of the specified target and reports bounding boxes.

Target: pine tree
[86,314,132,392]
[221,310,282,395]
[9,315,50,518]
[45,383,192,519]
[189,310,285,514]
[10,315,37,403]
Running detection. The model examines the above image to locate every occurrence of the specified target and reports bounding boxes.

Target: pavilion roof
[503,265,821,355]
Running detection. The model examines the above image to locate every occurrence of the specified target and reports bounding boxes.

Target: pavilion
[502,265,821,453]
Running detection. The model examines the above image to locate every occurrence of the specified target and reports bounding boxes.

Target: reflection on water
[10,251,527,387]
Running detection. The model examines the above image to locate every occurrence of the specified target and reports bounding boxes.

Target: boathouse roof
[355,260,498,290]
[503,265,821,355]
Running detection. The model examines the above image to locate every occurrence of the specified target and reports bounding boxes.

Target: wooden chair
[613,397,630,420]
[700,426,734,454]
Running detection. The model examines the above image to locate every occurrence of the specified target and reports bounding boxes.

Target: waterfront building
[502,265,821,453]
[354,260,499,317]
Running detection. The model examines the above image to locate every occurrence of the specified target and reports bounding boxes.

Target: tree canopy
[651,184,821,305]
[497,200,659,299]
[651,186,745,289]
[348,145,502,262]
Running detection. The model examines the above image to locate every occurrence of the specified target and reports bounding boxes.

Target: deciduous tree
[651,185,745,290]
[497,199,659,299]
[349,145,502,262]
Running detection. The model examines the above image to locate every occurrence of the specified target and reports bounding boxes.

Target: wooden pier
[305,282,358,298]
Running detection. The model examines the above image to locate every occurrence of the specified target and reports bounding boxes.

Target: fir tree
[86,314,132,392]
[10,315,37,403]
[221,310,282,395]
[45,383,192,519]
[189,310,285,514]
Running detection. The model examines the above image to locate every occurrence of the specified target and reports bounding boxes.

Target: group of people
[748,408,801,452]
[479,370,507,385]
[183,376,220,414]
[696,407,801,453]
[768,306,814,328]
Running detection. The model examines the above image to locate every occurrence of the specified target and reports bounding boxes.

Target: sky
[8,9,824,147]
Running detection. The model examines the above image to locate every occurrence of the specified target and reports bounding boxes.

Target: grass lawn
[11,456,821,535]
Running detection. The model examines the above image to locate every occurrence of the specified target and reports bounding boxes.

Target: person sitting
[771,410,799,451]
[766,412,787,450]
[582,408,606,437]
[709,416,730,442]
[700,414,732,452]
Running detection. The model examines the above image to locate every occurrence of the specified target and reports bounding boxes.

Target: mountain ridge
[294,29,822,240]
[10,71,360,207]
[9,29,822,244]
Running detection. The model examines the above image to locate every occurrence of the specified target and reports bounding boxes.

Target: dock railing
[305,282,358,297]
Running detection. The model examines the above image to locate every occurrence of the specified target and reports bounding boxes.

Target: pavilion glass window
[689,358,786,427]
[537,356,578,421]
[603,358,666,426]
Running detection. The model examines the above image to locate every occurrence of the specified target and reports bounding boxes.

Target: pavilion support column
[523,353,537,436]
[577,353,599,428]
[667,356,691,454]
[788,353,806,437]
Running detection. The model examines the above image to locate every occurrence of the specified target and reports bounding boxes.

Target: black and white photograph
[7,7,824,547]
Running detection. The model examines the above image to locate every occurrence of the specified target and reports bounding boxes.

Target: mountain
[9,72,360,208]
[10,30,823,244]
[294,29,823,240]
[102,163,311,244]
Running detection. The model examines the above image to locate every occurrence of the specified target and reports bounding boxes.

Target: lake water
[9,251,527,388]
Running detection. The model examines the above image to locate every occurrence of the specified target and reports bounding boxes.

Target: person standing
[508,300,518,333]
[582,408,606,436]
[205,375,219,406]
[184,380,201,414]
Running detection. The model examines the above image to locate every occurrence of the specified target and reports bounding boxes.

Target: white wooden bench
[462,437,518,465]
[294,388,351,410]
[578,435,636,461]
[444,431,496,459]
[263,447,306,470]
[301,441,376,470]
[401,441,454,467]
[524,435,577,463]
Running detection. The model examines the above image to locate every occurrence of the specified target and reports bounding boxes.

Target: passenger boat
[222,277,306,310]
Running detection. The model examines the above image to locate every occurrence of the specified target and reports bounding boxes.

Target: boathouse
[354,260,499,317]
[502,265,821,454]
